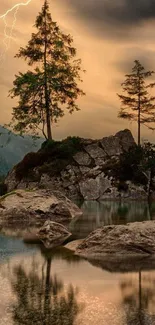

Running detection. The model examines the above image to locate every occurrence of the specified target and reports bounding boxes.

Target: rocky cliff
[5,129,148,201]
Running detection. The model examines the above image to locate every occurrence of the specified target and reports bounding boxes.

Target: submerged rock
[0,189,82,232]
[76,221,155,257]
[38,221,72,248]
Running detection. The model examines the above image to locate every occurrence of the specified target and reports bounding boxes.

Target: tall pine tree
[10,0,85,139]
[118,60,155,145]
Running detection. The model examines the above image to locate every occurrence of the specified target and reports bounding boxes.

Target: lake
[0,201,155,325]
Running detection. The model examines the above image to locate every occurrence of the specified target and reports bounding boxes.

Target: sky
[1,0,155,141]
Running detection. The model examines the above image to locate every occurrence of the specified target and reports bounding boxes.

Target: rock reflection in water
[70,201,155,238]
[10,248,83,325]
[2,242,155,325]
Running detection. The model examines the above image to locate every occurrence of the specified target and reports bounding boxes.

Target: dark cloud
[113,47,155,73]
[57,0,155,37]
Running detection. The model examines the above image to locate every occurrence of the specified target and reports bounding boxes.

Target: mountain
[0,126,43,176]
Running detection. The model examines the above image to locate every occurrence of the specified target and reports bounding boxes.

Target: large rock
[116,129,135,151]
[0,189,82,231]
[73,151,91,166]
[5,129,137,201]
[79,172,111,200]
[38,221,72,248]
[100,136,122,156]
[84,142,106,161]
[76,221,155,257]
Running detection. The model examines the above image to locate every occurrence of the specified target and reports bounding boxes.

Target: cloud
[113,47,155,75]
[58,0,155,38]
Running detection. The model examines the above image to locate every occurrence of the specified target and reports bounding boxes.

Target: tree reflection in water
[120,271,155,325]
[10,251,83,325]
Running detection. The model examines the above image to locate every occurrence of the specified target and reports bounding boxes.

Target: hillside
[0,126,43,176]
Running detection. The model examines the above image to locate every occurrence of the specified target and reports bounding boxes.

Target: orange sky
[1,0,155,142]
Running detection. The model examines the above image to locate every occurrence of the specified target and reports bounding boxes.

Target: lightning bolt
[0,0,32,19]
[0,0,33,65]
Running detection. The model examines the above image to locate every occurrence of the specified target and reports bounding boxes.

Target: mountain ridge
[0,126,43,176]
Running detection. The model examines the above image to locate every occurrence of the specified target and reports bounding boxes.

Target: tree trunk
[44,3,52,140]
[147,169,152,202]
[44,257,52,323]
[138,109,141,146]
[138,74,141,146]
[45,93,52,140]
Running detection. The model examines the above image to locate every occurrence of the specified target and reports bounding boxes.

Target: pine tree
[9,0,85,139]
[118,60,155,145]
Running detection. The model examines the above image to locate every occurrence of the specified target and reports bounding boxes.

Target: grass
[0,190,17,201]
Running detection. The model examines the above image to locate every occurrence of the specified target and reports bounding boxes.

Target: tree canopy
[9,0,85,139]
[118,60,155,145]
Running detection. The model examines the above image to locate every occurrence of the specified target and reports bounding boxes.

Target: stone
[76,221,155,257]
[79,172,111,200]
[116,129,135,151]
[99,186,120,200]
[79,166,91,175]
[61,169,76,186]
[0,189,82,231]
[87,166,102,178]
[80,166,101,178]
[100,136,122,156]
[66,184,82,201]
[38,220,72,248]
[73,151,92,166]
[84,143,106,163]
[122,182,147,200]
[99,173,112,196]
[65,239,83,251]
[79,178,100,200]
[5,168,19,192]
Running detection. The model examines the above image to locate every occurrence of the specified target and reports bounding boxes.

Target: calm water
[1,201,155,325]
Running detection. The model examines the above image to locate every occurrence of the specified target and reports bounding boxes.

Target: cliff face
[5,129,148,201]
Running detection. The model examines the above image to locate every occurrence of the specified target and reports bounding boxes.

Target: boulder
[76,221,155,257]
[84,142,106,165]
[100,136,122,156]
[116,129,135,151]
[79,178,100,200]
[79,172,111,200]
[73,151,92,166]
[38,221,72,248]
[0,189,82,231]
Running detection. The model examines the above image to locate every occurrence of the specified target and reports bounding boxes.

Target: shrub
[15,152,46,180]
[41,139,59,151]
[41,136,81,158]
[117,181,128,192]
[15,136,82,180]
[0,182,7,196]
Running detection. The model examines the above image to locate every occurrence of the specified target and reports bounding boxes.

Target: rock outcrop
[76,221,155,257]
[0,189,82,232]
[5,129,142,201]
[38,221,72,248]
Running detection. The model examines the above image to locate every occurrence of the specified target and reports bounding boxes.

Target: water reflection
[70,201,155,238]
[121,271,155,324]
[10,248,83,325]
[3,198,155,324]
[2,241,155,324]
